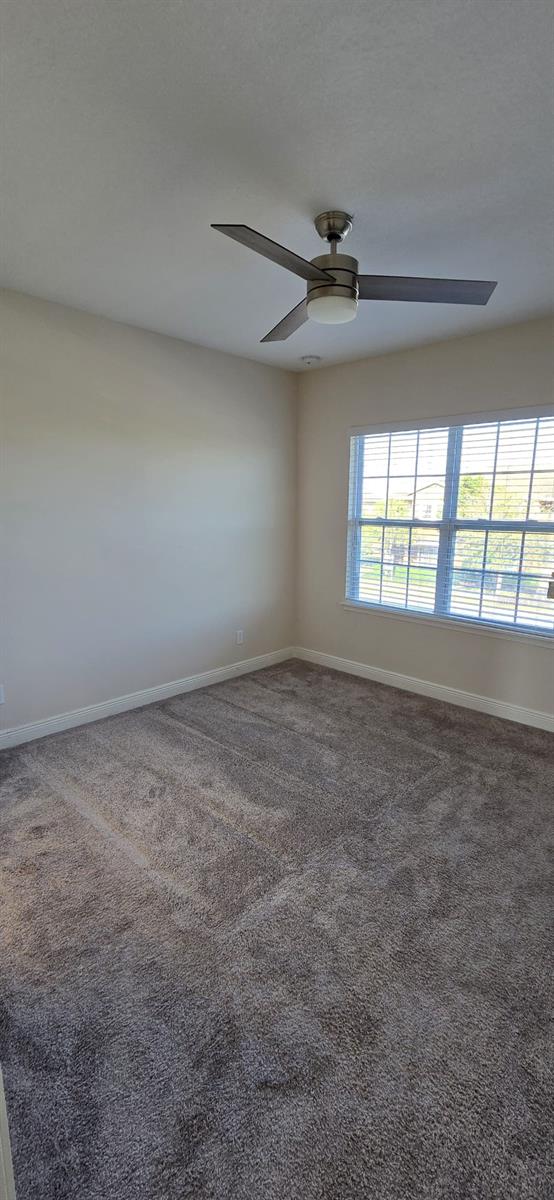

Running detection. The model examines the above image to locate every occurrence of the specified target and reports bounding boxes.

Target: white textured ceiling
[1,0,553,370]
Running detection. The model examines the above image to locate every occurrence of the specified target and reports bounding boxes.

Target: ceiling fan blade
[211,224,334,283]
[260,299,308,342]
[357,275,497,305]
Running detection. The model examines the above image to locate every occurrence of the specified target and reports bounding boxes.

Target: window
[346,412,554,635]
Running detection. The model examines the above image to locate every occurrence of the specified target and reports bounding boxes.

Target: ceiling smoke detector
[300,355,321,366]
[211,210,497,342]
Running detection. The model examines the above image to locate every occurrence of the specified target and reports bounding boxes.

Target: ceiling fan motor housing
[307,253,359,308]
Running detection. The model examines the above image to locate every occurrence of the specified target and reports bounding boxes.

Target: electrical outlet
[235,630,244,646]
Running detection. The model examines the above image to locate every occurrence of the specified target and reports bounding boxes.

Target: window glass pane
[496,420,536,472]
[389,431,417,476]
[522,531,553,575]
[407,567,436,612]
[381,564,408,607]
[417,428,448,475]
[358,561,381,603]
[456,474,492,519]
[486,531,522,571]
[516,576,554,630]
[534,417,554,470]
[360,525,383,560]
[450,569,482,617]
[383,526,410,564]
[410,527,440,567]
[491,472,530,520]
[386,476,414,519]
[529,471,554,521]
[453,530,486,569]
[362,476,387,517]
[459,423,497,474]
[413,476,445,520]
[480,572,517,623]
[363,434,389,478]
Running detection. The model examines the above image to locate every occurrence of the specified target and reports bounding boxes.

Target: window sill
[340,600,554,646]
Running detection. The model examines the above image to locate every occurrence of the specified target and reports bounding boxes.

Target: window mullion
[377,525,385,605]
[524,418,540,521]
[488,421,501,520]
[478,530,489,618]
[378,435,392,605]
[515,418,540,624]
[435,426,462,615]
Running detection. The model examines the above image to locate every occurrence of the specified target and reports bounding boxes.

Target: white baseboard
[293,647,554,732]
[0,647,294,750]
[2,643,552,748]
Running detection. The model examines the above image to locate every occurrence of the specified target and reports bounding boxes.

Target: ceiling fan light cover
[307,294,358,324]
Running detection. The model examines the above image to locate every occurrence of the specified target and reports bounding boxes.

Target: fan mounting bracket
[314,210,353,244]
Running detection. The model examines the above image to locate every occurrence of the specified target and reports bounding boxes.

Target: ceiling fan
[211,211,497,342]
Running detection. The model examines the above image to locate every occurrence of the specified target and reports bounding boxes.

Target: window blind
[346,413,554,635]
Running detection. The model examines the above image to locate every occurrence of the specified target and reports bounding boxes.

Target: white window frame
[344,405,554,641]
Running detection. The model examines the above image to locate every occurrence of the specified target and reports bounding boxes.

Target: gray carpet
[0,659,552,1200]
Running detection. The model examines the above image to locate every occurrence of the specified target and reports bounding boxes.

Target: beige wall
[1,291,296,729]
[2,295,552,734]
[297,318,554,715]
